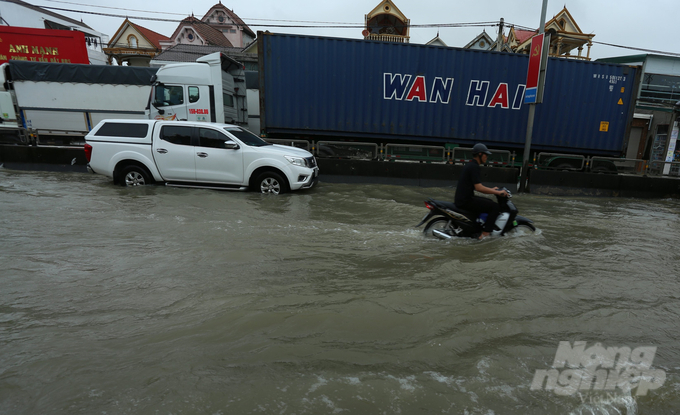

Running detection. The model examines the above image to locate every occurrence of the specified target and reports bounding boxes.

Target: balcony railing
[364,34,409,43]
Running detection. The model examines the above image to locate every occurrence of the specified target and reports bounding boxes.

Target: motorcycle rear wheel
[423,218,451,238]
[506,222,536,235]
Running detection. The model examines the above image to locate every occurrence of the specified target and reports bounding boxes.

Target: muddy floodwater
[1,168,679,415]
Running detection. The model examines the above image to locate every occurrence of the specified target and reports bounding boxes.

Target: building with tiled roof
[160,16,234,50]
[507,27,536,49]
[509,7,595,61]
[160,2,255,50]
[203,2,255,46]
[104,19,170,66]
[426,33,448,47]
[364,0,410,43]
[462,18,512,53]
[464,31,494,51]
[463,29,512,52]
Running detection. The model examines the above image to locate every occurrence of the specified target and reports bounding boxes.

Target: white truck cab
[148,53,247,127]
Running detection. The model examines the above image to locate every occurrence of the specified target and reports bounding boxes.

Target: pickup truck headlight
[285,155,308,167]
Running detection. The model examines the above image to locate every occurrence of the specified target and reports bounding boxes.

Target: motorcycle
[415,187,535,239]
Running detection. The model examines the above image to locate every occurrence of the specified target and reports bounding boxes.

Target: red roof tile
[514,29,537,44]
[179,16,234,47]
[128,21,170,49]
[204,3,255,38]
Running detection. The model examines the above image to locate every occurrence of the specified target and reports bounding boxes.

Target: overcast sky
[30,0,679,60]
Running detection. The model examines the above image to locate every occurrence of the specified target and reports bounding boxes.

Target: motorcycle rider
[454,143,508,239]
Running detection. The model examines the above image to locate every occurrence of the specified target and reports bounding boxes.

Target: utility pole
[496,18,504,52]
[519,0,549,193]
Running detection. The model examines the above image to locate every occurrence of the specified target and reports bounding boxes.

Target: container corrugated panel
[260,33,637,155]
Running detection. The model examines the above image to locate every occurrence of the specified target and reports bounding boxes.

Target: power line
[33,0,386,25]
[32,4,680,57]
[525,31,680,58]
[503,22,680,57]
[37,5,183,23]
[37,5,499,29]
[32,0,189,16]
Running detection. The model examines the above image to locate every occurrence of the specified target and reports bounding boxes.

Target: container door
[151,84,188,121]
[194,127,244,184]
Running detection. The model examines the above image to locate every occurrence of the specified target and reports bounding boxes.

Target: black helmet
[472,143,492,156]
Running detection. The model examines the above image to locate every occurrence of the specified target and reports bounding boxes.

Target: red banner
[525,34,544,90]
[0,26,89,65]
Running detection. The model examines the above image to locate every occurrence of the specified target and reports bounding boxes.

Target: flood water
[1,168,679,415]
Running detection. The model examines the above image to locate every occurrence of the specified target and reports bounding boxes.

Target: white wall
[646,56,680,77]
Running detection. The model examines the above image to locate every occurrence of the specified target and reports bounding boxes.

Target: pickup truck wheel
[121,165,151,186]
[255,171,287,195]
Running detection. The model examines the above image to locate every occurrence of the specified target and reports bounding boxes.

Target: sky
[28,0,679,60]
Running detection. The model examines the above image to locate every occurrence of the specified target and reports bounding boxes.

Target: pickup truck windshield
[224,127,272,147]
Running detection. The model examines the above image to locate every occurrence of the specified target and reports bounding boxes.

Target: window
[648,125,669,174]
[224,127,271,147]
[160,126,193,146]
[44,20,70,31]
[367,14,407,36]
[95,122,148,138]
[199,128,233,149]
[189,86,200,103]
[154,85,184,106]
[651,125,668,162]
[230,29,237,33]
[640,73,680,106]
[223,93,234,108]
[128,35,138,49]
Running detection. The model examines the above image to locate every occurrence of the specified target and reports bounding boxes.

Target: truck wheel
[254,171,287,194]
[121,165,151,186]
[592,166,616,174]
[554,163,575,171]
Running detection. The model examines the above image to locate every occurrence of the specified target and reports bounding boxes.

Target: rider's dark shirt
[455,159,481,206]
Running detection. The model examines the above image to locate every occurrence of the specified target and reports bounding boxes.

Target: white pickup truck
[84,120,318,194]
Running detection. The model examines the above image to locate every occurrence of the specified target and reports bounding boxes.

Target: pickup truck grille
[305,156,317,168]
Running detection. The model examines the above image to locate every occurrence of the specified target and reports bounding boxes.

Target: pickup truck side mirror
[224,141,240,150]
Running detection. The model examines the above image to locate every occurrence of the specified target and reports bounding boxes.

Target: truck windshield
[224,127,272,147]
[154,85,184,106]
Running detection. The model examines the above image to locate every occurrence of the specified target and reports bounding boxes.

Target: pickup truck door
[194,127,245,184]
[153,125,196,181]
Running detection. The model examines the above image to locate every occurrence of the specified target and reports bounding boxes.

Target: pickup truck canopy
[7,60,158,86]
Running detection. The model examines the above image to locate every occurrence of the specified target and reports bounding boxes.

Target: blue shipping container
[259,33,638,156]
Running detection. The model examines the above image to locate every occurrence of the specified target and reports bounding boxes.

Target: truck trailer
[0,51,249,146]
[257,32,640,159]
[0,61,158,145]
